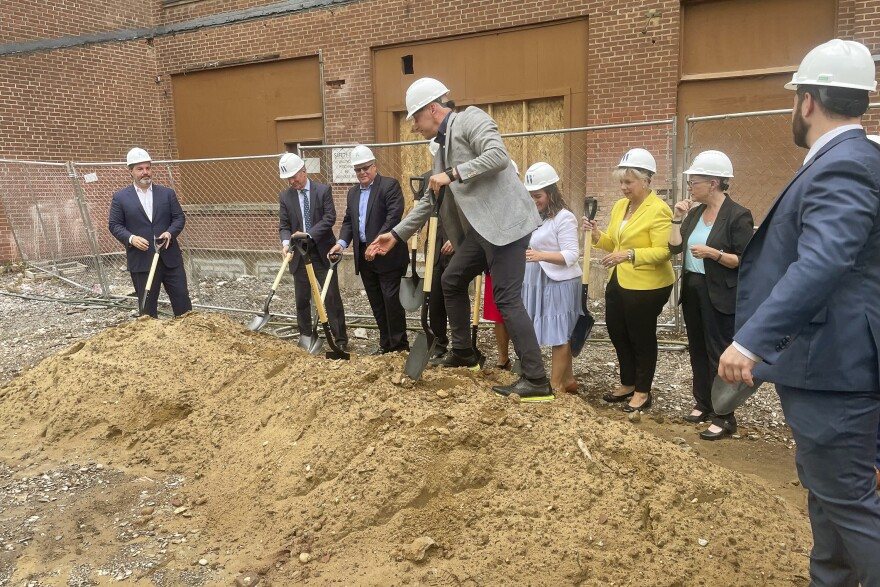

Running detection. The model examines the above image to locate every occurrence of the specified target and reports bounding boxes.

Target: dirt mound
[0,313,810,585]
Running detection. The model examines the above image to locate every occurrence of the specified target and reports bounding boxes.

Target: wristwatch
[716,250,724,262]
[444,167,456,182]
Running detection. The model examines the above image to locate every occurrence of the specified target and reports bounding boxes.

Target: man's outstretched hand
[366,233,397,261]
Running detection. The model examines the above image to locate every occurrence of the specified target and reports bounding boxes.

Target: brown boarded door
[172,56,323,159]
[678,0,837,222]
[169,57,323,252]
[373,19,587,211]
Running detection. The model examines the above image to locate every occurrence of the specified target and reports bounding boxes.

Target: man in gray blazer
[368,78,550,401]
[719,40,880,585]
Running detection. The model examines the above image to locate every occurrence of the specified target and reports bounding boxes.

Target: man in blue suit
[108,148,192,318]
[719,40,880,585]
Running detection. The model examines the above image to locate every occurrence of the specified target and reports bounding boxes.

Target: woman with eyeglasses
[582,148,674,412]
[669,150,754,440]
[522,162,582,395]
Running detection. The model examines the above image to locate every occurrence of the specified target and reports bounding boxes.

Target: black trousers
[441,230,545,380]
[428,251,451,349]
[777,385,880,587]
[131,258,192,318]
[681,272,736,420]
[359,246,408,351]
[292,258,348,348]
[605,271,671,393]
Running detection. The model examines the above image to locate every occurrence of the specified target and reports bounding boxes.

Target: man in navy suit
[278,153,348,350]
[719,40,880,585]
[108,148,192,318]
[329,146,408,354]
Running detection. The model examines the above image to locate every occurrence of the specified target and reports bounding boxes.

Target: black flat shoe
[699,420,736,441]
[623,392,652,413]
[602,390,635,403]
[683,410,712,423]
[495,359,512,371]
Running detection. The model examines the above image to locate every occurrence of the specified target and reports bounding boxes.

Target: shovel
[570,197,598,357]
[248,251,293,331]
[711,376,763,415]
[471,273,486,368]
[139,235,167,316]
[400,174,429,311]
[304,251,343,341]
[399,231,424,311]
[404,186,445,381]
[291,235,350,360]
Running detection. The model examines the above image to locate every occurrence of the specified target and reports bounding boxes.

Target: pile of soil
[0,313,810,586]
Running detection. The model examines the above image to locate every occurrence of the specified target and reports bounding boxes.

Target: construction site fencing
[684,102,880,224]
[0,119,677,327]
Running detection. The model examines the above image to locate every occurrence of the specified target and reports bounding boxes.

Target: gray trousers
[777,384,880,587]
[440,229,545,380]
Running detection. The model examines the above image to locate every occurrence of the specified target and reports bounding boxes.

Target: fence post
[669,116,682,333]
[66,162,109,297]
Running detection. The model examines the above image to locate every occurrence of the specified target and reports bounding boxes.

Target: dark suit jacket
[669,195,754,315]
[339,174,408,275]
[108,183,186,272]
[279,179,337,273]
[735,129,880,391]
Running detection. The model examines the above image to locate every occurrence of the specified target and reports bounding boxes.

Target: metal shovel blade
[248,291,276,331]
[711,376,763,415]
[569,311,595,357]
[298,333,324,356]
[404,331,436,381]
[248,313,271,331]
[399,277,424,311]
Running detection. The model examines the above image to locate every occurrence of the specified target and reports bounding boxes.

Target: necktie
[301,189,311,231]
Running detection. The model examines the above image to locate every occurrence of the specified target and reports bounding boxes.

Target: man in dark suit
[278,153,348,350]
[329,146,408,354]
[108,148,192,318]
[719,40,880,585]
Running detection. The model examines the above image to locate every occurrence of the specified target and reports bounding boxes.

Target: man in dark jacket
[330,146,408,354]
[108,147,192,318]
[278,153,348,350]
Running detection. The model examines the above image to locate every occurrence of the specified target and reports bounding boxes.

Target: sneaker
[493,378,554,402]
[430,349,481,370]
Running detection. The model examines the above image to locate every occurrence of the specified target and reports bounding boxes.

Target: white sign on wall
[331,148,357,184]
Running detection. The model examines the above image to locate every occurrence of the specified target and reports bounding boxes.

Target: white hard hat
[405,77,450,120]
[618,148,657,173]
[867,134,880,145]
[350,145,375,166]
[126,148,151,166]
[684,150,734,178]
[785,39,877,92]
[279,153,305,179]
[523,162,559,191]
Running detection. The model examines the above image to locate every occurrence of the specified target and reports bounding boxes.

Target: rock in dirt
[406,536,438,562]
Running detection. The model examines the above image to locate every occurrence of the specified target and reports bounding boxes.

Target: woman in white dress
[521,162,583,395]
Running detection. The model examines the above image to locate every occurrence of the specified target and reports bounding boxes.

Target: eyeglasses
[354,163,374,174]
[686,179,711,188]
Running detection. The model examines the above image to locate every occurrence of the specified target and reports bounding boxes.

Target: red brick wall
[1,0,879,263]
[0,0,153,44]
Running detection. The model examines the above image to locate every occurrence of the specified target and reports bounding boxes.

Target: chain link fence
[1,118,679,326]
[684,103,880,224]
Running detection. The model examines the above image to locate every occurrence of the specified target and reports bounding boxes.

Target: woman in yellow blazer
[583,148,674,412]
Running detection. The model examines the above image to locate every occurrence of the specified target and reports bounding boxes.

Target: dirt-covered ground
[0,270,809,586]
